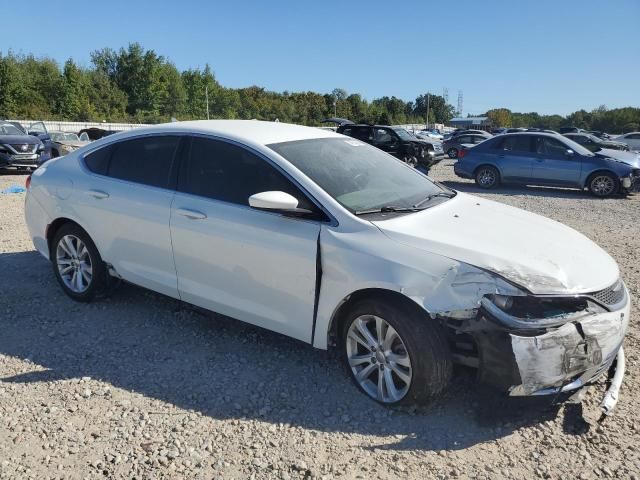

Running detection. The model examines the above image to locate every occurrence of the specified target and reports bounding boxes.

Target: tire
[588,172,618,198]
[447,148,458,159]
[340,298,452,405]
[475,165,500,189]
[51,224,106,302]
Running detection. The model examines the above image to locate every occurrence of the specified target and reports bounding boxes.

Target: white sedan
[24,121,629,410]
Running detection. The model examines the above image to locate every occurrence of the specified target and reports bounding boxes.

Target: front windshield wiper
[354,206,425,215]
[412,191,456,208]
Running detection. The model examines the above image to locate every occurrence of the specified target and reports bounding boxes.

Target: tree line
[1,43,638,133]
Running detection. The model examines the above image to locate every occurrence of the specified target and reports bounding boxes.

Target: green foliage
[1,45,638,133]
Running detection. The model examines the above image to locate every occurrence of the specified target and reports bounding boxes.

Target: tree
[486,108,512,127]
[413,94,455,124]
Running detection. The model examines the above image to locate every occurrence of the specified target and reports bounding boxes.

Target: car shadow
[0,250,583,453]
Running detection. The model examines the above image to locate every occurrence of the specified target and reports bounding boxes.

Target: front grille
[589,279,625,307]
[8,144,38,154]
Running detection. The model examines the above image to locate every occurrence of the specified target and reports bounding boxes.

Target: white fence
[9,120,151,134]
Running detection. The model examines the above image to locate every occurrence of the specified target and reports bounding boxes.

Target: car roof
[123,120,341,146]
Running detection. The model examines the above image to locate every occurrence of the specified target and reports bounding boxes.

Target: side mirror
[249,191,311,215]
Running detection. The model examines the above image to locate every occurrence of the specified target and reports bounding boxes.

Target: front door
[169,136,322,343]
[531,136,582,186]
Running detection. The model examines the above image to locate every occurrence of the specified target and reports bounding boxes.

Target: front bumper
[472,288,629,408]
[622,172,640,193]
[0,153,42,169]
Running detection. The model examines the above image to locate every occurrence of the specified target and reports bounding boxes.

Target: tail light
[458,148,467,159]
[25,175,32,190]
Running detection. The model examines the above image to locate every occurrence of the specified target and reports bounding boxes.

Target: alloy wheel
[345,315,412,403]
[56,234,93,293]
[447,148,458,159]
[591,175,615,197]
[477,168,496,187]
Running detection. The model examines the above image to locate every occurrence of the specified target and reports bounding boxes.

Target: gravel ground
[0,161,639,480]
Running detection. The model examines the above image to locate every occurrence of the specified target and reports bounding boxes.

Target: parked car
[505,128,527,133]
[337,124,443,170]
[24,120,629,410]
[49,131,91,157]
[589,130,612,140]
[443,133,490,158]
[491,127,507,135]
[526,128,559,134]
[24,121,53,160]
[615,132,640,151]
[0,121,46,171]
[559,126,586,134]
[563,132,629,152]
[453,132,640,197]
[77,127,120,141]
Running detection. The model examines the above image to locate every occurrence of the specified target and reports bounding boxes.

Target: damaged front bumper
[464,285,630,413]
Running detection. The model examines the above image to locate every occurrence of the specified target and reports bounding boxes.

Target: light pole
[426,93,430,131]
[205,85,210,120]
[333,100,337,118]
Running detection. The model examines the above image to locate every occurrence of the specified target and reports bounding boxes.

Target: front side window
[108,136,180,188]
[178,137,316,212]
[542,137,571,157]
[268,137,449,214]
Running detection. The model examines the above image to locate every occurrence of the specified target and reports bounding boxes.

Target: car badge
[20,144,28,152]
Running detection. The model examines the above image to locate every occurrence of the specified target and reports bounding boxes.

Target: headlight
[485,293,600,320]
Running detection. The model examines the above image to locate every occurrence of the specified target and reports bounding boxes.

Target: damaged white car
[24,121,629,412]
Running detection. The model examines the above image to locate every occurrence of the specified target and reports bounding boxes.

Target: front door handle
[175,208,207,220]
[86,189,109,199]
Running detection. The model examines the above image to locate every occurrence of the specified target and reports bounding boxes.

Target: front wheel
[51,224,106,302]
[341,298,452,405]
[588,173,618,198]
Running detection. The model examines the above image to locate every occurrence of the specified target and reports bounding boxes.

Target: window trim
[174,133,337,226]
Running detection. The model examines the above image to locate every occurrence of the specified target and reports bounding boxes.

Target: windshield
[0,123,25,135]
[268,137,447,213]
[392,128,416,141]
[51,132,80,141]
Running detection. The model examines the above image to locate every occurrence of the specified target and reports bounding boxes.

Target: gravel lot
[1,160,639,479]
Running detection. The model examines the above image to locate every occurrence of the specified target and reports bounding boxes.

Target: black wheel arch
[327,288,433,349]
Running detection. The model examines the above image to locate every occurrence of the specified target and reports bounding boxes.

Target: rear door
[490,135,536,182]
[76,135,182,298]
[169,136,322,343]
[531,136,582,186]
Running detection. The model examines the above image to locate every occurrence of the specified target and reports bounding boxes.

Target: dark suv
[336,124,444,171]
[0,121,47,171]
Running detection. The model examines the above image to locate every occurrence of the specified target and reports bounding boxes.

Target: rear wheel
[341,298,452,405]
[51,224,106,302]
[588,173,618,197]
[475,165,500,189]
[447,148,458,159]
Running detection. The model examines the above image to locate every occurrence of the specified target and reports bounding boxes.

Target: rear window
[495,135,532,153]
[83,145,112,175]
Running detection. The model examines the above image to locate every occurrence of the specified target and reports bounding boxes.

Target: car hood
[0,134,41,145]
[596,148,640,168]
[372,193,619,295]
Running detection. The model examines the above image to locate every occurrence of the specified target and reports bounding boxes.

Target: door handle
[86,189,109,199]
[175,208,207,220]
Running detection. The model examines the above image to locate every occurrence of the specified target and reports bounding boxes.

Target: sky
[2,0,639,115]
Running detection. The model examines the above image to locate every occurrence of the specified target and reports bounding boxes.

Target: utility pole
[426,93,430,131]
[333,100,337,118]
[205,85,210,120]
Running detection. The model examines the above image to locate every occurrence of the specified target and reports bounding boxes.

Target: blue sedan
[453,132,640,197]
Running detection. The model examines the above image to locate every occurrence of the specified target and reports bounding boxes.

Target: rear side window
[84,145,113,175]
[351,126,373,141]
[108,136,180,188]
[496,135,532,153]
[178,137,316,212]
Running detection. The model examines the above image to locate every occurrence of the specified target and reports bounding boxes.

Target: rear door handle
[175,208,207,220]
[86,189,109,199]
